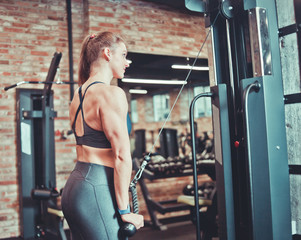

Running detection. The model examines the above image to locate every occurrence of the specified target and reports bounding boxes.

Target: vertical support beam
[240,75,291,240]
[42,95,56,189]
[211,84,236,240]
[66,0,74,100]
[241,1,292,239]
[245,0,292,240]
[190,92,214,240]
[240,77,273,240]
[205,0,292,239]
[17,89,39,239]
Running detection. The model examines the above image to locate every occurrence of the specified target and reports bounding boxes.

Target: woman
[61,31,144,240]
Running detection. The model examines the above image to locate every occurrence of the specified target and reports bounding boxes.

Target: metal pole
[66,0,74,100]
[189,92,213,240]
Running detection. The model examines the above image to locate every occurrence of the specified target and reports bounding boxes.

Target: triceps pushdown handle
[121,222,137,238]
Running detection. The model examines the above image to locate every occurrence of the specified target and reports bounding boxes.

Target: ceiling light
[129,89,148,94]
[122,78,187,85]
[171,64,209,71]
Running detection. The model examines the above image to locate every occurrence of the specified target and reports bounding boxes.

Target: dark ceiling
[119,52,209,94]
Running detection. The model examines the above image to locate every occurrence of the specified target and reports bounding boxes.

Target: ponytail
[78,32,124,85]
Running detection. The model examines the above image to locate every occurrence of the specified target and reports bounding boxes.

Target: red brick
[0,60,9,64]
[3,27,24,33]
[0,4,18,11]
[2,72,11,76]
[0,117,13,123]
[98,22,115,28]
[37,35,54,41]
[0,49,9,53]
[12,22,30,28]
[0,181,17,185]
[30,51,49,56]
[57,149,72,153]
[48,15,64,21]
[23,78,41,81]
[0,128,13,133]
[97,11,114,17]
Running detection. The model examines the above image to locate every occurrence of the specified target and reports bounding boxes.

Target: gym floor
[64,220,214,240]
[132,221,219,240]
[131,221,196,240]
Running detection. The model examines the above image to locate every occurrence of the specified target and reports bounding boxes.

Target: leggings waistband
[74,161,114,185]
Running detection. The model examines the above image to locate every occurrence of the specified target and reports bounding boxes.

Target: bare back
[69,82,129,169]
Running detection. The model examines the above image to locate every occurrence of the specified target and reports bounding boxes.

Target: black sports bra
[72,81,112,148]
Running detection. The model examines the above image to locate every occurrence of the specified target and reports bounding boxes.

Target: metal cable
[128,11,221,216]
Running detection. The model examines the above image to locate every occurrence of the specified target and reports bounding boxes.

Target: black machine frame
[186,0,294,239]
[15,52,66,239]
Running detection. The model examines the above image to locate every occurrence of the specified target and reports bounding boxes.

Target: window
[153,94,170,122]
[130,99,138,123]
[193,86,212,117]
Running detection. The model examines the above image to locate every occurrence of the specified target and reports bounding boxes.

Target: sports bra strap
[72,86,83,130]
[72,81,105,131]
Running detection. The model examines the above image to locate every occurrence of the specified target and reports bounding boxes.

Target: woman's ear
[103,47,111,62]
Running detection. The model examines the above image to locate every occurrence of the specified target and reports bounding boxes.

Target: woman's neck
[89,61,113,85]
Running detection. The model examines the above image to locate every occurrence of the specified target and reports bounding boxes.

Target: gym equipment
[132,129,146,158]
[187,0,292,239]
[178,181,218,239]
[4,76,77,91]
[136,153,215,178]
[189,92,215,240]
[131,152,215,232]
[13,52,67,239]
[159,128,179,158]
[182,182,216,200]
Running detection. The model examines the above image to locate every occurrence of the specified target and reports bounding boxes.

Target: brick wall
[0,0,210,238]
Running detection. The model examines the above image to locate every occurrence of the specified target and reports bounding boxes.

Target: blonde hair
[78,31,125,85]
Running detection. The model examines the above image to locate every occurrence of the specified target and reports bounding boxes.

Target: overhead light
[171,64,209,71]
[129,89,148,94]
[122,78,187,85]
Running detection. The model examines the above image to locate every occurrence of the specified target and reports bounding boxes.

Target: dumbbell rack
[133,157,215,230]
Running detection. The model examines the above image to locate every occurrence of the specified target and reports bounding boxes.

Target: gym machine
[133,152,216,232]
[11,52,67,239]
[186,0,293,239]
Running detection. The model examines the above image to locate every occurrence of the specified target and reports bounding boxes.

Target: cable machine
[186,0,292,239]
[13,52,67,239]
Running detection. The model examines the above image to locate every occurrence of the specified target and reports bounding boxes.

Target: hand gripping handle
[120,155,150,238]
[120,183,139,238]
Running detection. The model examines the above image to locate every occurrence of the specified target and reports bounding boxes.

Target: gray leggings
[61,161,125,240]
